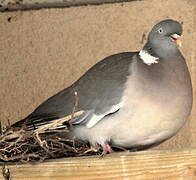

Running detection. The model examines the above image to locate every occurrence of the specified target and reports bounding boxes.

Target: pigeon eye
[158,28,163,34]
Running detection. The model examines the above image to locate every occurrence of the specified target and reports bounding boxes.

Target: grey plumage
[12,19,192,152]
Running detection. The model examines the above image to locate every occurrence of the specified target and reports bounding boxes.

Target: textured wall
[0,0,132,11]
[0,0,196,149]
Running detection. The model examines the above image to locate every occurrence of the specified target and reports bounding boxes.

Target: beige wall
[0,0,196,149]
[0,0,130,11]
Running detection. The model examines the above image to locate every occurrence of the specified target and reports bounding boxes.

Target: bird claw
[99,144,114,157]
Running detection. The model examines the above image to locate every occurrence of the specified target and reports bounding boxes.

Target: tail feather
[11,114,66,131]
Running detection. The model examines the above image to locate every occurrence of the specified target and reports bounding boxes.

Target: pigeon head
[140,19,183,63]
[148,19,182,48]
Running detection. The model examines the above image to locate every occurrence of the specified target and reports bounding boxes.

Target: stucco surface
[0,0,196,149]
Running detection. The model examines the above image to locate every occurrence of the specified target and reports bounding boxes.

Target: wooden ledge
[1,148,196,179]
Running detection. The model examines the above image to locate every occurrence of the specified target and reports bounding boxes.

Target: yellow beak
[171,34,182,47]
[175,38,182,47]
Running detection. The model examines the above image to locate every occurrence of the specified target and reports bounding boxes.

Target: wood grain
[1,148,196,180]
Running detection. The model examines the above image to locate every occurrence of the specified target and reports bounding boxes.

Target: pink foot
[101,144,114,155]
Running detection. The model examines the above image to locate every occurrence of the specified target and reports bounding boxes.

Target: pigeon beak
[170,34,182,47]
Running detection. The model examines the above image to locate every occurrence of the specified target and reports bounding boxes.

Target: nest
[0,111,102,163]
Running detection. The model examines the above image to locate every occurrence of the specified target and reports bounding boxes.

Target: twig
[71,90,79,122]
[0,92,101,163]
[0,129,24,141]
[34,110,84,133]
[2,165,11,180]
[0,121,2,136]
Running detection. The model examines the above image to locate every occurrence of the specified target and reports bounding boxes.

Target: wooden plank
[1,148,196,180]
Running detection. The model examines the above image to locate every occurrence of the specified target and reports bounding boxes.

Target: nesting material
[0,111,101,163]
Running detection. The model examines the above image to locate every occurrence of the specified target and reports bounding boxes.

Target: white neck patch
[139,50,159,65]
